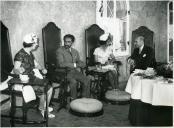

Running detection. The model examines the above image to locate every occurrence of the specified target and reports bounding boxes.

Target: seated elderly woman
[93,33,119,90]
[13,33,55,118]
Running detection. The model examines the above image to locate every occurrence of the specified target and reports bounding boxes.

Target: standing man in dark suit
[56,34,90,100]
[128,36,156,72]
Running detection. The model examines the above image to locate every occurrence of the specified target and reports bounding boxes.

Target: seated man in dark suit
[56,34,90,100]
[128,36,156,72]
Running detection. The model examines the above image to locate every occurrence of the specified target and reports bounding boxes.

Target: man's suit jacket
[130,45,156,71]
[56,46,85,70]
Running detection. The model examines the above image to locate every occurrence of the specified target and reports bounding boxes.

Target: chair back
[1,21,13,82]
[85,24,104,66]
[131,26,154,54]
[42,22,62,81]
[42,22,61,71]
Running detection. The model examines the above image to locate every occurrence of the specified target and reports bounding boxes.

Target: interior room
[0,0,173,127]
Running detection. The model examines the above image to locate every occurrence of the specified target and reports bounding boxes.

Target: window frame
[96,0,130,57]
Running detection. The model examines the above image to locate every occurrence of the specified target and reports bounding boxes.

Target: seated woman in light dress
[93,33,119,90]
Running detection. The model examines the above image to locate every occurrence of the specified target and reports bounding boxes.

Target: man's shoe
[48,107,53,113]
[48,113,55,118]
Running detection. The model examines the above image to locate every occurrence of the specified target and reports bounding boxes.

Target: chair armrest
[46,67,69,83]
[95,62,102,66]
[5,71,19,78]
[86,62,101,72]
[112,60,122,66]
[55,67,69,75]
[87,66,96,71]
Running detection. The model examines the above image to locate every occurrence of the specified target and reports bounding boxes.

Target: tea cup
[20,74,29,82]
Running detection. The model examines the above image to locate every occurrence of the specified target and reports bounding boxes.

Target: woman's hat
[99,33,109,41]
[23,33,38,44]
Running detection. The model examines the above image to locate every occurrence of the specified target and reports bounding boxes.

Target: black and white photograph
[0,0,173,127]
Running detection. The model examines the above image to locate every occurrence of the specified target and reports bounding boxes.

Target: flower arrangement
[156,61,173,78]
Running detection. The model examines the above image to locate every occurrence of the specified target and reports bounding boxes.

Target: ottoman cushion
[105,90,131,101]
[70,98,103,113]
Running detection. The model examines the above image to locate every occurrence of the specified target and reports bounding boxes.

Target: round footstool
[69,98,103,117]
[105,90,131,104]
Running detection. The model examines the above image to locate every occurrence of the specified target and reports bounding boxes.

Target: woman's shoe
[41,110,55,118]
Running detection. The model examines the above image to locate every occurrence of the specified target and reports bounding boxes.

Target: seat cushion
[70,98,103,113]
[105,90,131,101]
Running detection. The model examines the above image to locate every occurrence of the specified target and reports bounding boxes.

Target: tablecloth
[125,73,173,106]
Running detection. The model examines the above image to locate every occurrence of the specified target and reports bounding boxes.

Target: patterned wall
[0,1,96,67]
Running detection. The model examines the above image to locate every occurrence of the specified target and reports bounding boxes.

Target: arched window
[96,0,130,57]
